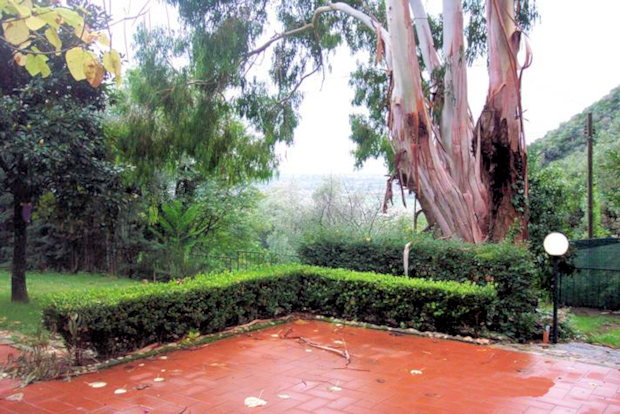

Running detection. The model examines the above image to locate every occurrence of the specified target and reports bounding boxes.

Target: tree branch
[409,0,441,72]
[278,66,320,104]
[246,2,390,60]
[109,1,151,27]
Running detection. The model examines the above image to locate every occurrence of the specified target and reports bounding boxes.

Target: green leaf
[24,52,50,77]
[25,15,45,30]
[5,0,30,17]
[44,27,61,55]
[35,7,60,30]
[56,7,82,28]
[2,18,29,45]
[103,50,122,86]
[65,46,86,81]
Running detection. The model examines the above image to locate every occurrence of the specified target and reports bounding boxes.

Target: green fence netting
[559,238,620,310]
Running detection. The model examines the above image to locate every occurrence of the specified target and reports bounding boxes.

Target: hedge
[298,237,540,339]
[43,265,495,358]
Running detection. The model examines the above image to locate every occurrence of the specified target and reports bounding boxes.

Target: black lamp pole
[552,257,560,344]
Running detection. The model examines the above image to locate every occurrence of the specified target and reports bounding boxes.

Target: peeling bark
[474,0,529,241]
[253,0,530,243]
[385,0,485,243]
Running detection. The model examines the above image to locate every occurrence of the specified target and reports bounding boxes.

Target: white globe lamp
[543,232,569,256]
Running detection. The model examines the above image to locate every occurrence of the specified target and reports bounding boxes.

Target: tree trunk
[474,0,529,241]
[386,0,486,243]
[252,0,531,243]
[11,186,29,303]
[384,0,527,242]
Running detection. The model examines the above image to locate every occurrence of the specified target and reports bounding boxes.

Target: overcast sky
[108,0,620,176]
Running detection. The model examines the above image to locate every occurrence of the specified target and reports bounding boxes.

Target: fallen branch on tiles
[281,328,351,365]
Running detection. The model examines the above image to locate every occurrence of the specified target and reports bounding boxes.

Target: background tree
[145,171,264,279]
[0,1,119,302]
[0,79,120,302]
[527,160,574,291]
[158,0,537,243]
[529,85,620,237]
[109,25,297,183]
[256,176,419,256]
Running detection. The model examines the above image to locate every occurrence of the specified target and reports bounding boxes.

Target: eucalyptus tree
[156,0,537,243]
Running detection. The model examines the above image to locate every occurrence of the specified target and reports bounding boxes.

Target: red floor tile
[1,320,619,413]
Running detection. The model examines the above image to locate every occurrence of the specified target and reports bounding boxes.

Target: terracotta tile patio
[0,320,619,413]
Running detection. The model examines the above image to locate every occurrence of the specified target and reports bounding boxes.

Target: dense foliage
[298,236,539,339]
[0,79,120,302]
[0,0,122,85]
[256,176,422,257]
[43,265,495,357]
[528,85,620,237]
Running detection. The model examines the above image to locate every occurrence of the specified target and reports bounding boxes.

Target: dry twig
[282,329,351,365]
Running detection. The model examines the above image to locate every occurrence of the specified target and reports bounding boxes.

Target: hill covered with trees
[528,85,620,237]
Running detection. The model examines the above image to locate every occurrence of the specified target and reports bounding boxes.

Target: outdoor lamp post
[543,232,569,344]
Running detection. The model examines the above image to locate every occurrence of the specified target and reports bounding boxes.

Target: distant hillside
[529,86,620,165]
[528,85,620,236]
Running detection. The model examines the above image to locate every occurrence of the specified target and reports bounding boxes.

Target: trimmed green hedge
[43,265,495,358]
[298,238,539,339]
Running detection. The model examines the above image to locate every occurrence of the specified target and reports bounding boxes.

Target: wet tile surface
[0,320,619,413]
[0,345,21,397]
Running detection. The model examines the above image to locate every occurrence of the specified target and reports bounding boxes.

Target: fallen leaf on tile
[208,362,227,367]
[244,396,267,408]
[5,393,23,401]
[88,381,107,388]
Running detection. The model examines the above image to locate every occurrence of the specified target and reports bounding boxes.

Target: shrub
[42,265,495,358]
[299,237,539,339]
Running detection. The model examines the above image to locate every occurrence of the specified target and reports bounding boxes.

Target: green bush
[298,237,539,339]
[42,265,495,358]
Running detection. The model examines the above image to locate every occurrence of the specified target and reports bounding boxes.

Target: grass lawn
[571,309,620,348]
[0,270,138,336]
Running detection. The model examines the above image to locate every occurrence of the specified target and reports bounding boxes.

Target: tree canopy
[0,0,122,86]
[150,0,538,242]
